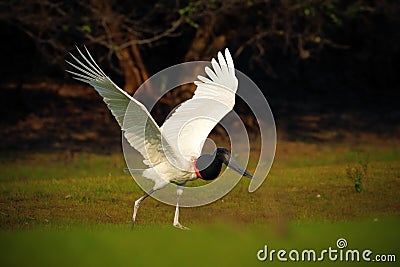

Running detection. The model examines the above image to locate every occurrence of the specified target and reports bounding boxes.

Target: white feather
[161,48,238,160]
[67,47,186,187]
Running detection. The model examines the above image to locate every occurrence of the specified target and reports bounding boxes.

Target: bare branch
[234,31,269,58]
[118,18,184,50]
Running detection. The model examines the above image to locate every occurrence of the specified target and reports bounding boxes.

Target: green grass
[0,152,126,182]
[0,219,399,267]
[0,140,399,266]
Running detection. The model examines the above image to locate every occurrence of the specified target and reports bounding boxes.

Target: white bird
[67,47,252,229]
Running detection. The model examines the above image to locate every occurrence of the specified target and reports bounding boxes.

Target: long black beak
[216,148,253,179]
[227,157,253,178]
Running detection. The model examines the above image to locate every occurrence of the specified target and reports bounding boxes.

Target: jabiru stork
[67,47,252,229]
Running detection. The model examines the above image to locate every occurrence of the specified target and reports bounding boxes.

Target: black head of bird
[195,147,253,180]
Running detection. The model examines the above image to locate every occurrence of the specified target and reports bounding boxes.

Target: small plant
[346,153,369,192]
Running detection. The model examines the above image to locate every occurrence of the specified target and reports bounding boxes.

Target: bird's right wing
[66,47,179,168]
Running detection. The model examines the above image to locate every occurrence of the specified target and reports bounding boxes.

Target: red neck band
[193,159,202,179]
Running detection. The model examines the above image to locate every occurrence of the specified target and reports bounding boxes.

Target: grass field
[0,139,399,266]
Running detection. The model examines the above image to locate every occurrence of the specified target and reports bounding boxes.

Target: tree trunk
[91,0,149,94]
[184,15,226,61]
[114,39,149,94]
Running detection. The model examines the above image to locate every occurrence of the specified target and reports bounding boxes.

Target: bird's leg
[131,188,155,228]
[173,185,189,230]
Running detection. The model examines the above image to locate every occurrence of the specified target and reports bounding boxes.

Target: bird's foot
[173,223,190,230]
[131,201,140,229]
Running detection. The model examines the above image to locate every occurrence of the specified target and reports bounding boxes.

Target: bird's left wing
[66,47,179,168]
[160,48,238,160]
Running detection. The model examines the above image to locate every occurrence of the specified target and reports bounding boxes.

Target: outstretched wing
[66,47,179,168]
[160,48,238,160]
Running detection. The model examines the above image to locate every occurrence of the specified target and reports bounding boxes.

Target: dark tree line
[0,0,399,110]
